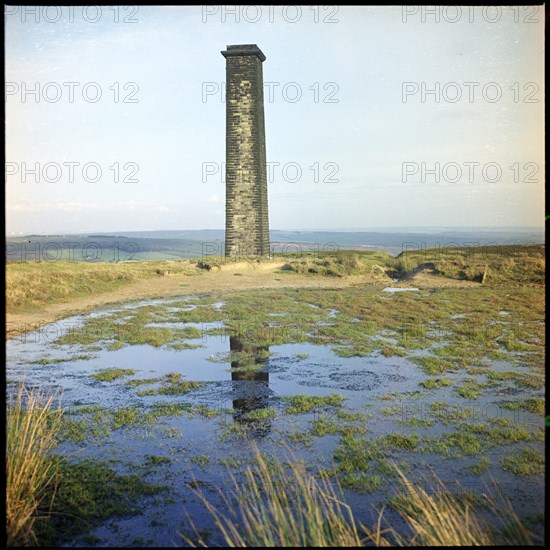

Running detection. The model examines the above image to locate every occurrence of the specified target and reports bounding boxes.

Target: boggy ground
[5,246,546,546]
[6,260,364,338]
[7,246,510,339]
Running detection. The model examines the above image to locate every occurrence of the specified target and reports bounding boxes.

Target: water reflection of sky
[5,299,545,547]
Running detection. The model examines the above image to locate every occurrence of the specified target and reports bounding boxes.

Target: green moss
[486,370,522,381]
[36,458,164,544]
[466,456,492,474]
[168,342,205,350]
[61,419,91,442]
[162,427,182,439]
[142,402,219,423]
[91,368,135,382]
[144,402,194,422]
[61,410,111,442]
[429,402,474,424]
[136,373,204,396]
[396,417,435,428]
[379,433,420,451]
[333,434,385,472]
[332,344,376,358]
[455,380,495,400]
[208,349,271,365]
[501,333,533,352]
[283,393,346,414]
[190,455,210,468]
[107,341,125,351]
[514,376,545,390]
[484,370,543,389]
[421,431,482,456]
[501,398,545,415]
[501,448,544,476]
[242,408,276,421]
[145,455,172,466]
[218,422,250,441]
[125,377,162,388]
[111,407,145,429]
[310,416,340,437]
[466,367,488,375]
[411,356,455,375]
[336,410,367,422]
[191,405,223,419]
[460,422,533,445]
[36,357,68,365]
[419,377,452,389]
[228,363,265,373]
[52,303,208,349]
[381,344,408,357]
[338,471,382,494]
[382,405,402,417]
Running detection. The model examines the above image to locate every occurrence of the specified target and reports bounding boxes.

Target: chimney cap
[221,44,266,62]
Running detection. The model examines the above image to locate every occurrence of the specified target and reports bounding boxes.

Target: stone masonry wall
[222,45,269,257]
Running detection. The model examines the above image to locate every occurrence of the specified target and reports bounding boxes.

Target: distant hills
[5,228,544,261]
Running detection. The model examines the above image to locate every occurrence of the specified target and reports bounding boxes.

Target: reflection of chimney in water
[230,336,271,436]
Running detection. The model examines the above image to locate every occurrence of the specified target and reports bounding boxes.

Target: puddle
[5,296,544,547]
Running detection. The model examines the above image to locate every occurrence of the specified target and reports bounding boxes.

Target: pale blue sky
[5,5,545,234]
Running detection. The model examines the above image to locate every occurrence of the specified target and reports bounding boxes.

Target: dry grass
[6,385,63,546]
[184,449,364,547]
[280,250,392,278]
[392,244,545,286]
[185,451,536,547]
[380,467,533,546]
[7,245,543,315]
[6,259,197,312]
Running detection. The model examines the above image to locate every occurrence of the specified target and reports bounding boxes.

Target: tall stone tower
[221,44,269,257]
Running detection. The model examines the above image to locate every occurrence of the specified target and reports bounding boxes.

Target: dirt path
[5,262,367,338]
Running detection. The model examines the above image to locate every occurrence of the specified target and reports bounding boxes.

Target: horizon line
[6,226,546,237]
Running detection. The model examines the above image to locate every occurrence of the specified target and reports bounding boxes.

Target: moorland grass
[6,259,199,313]
[185,451,535,547]
[6,386,63,546]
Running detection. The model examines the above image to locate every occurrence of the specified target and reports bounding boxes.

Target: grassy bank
[6,245,544,317]
[276,245,545,285]
[390,244,545,286]
[6,259,200,313]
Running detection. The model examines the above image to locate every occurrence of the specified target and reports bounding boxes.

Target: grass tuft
[184,452,535,547]
[6,385,62,546]
[283,393,346,414]
[91,368,135,382]
[184,449,364,547]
